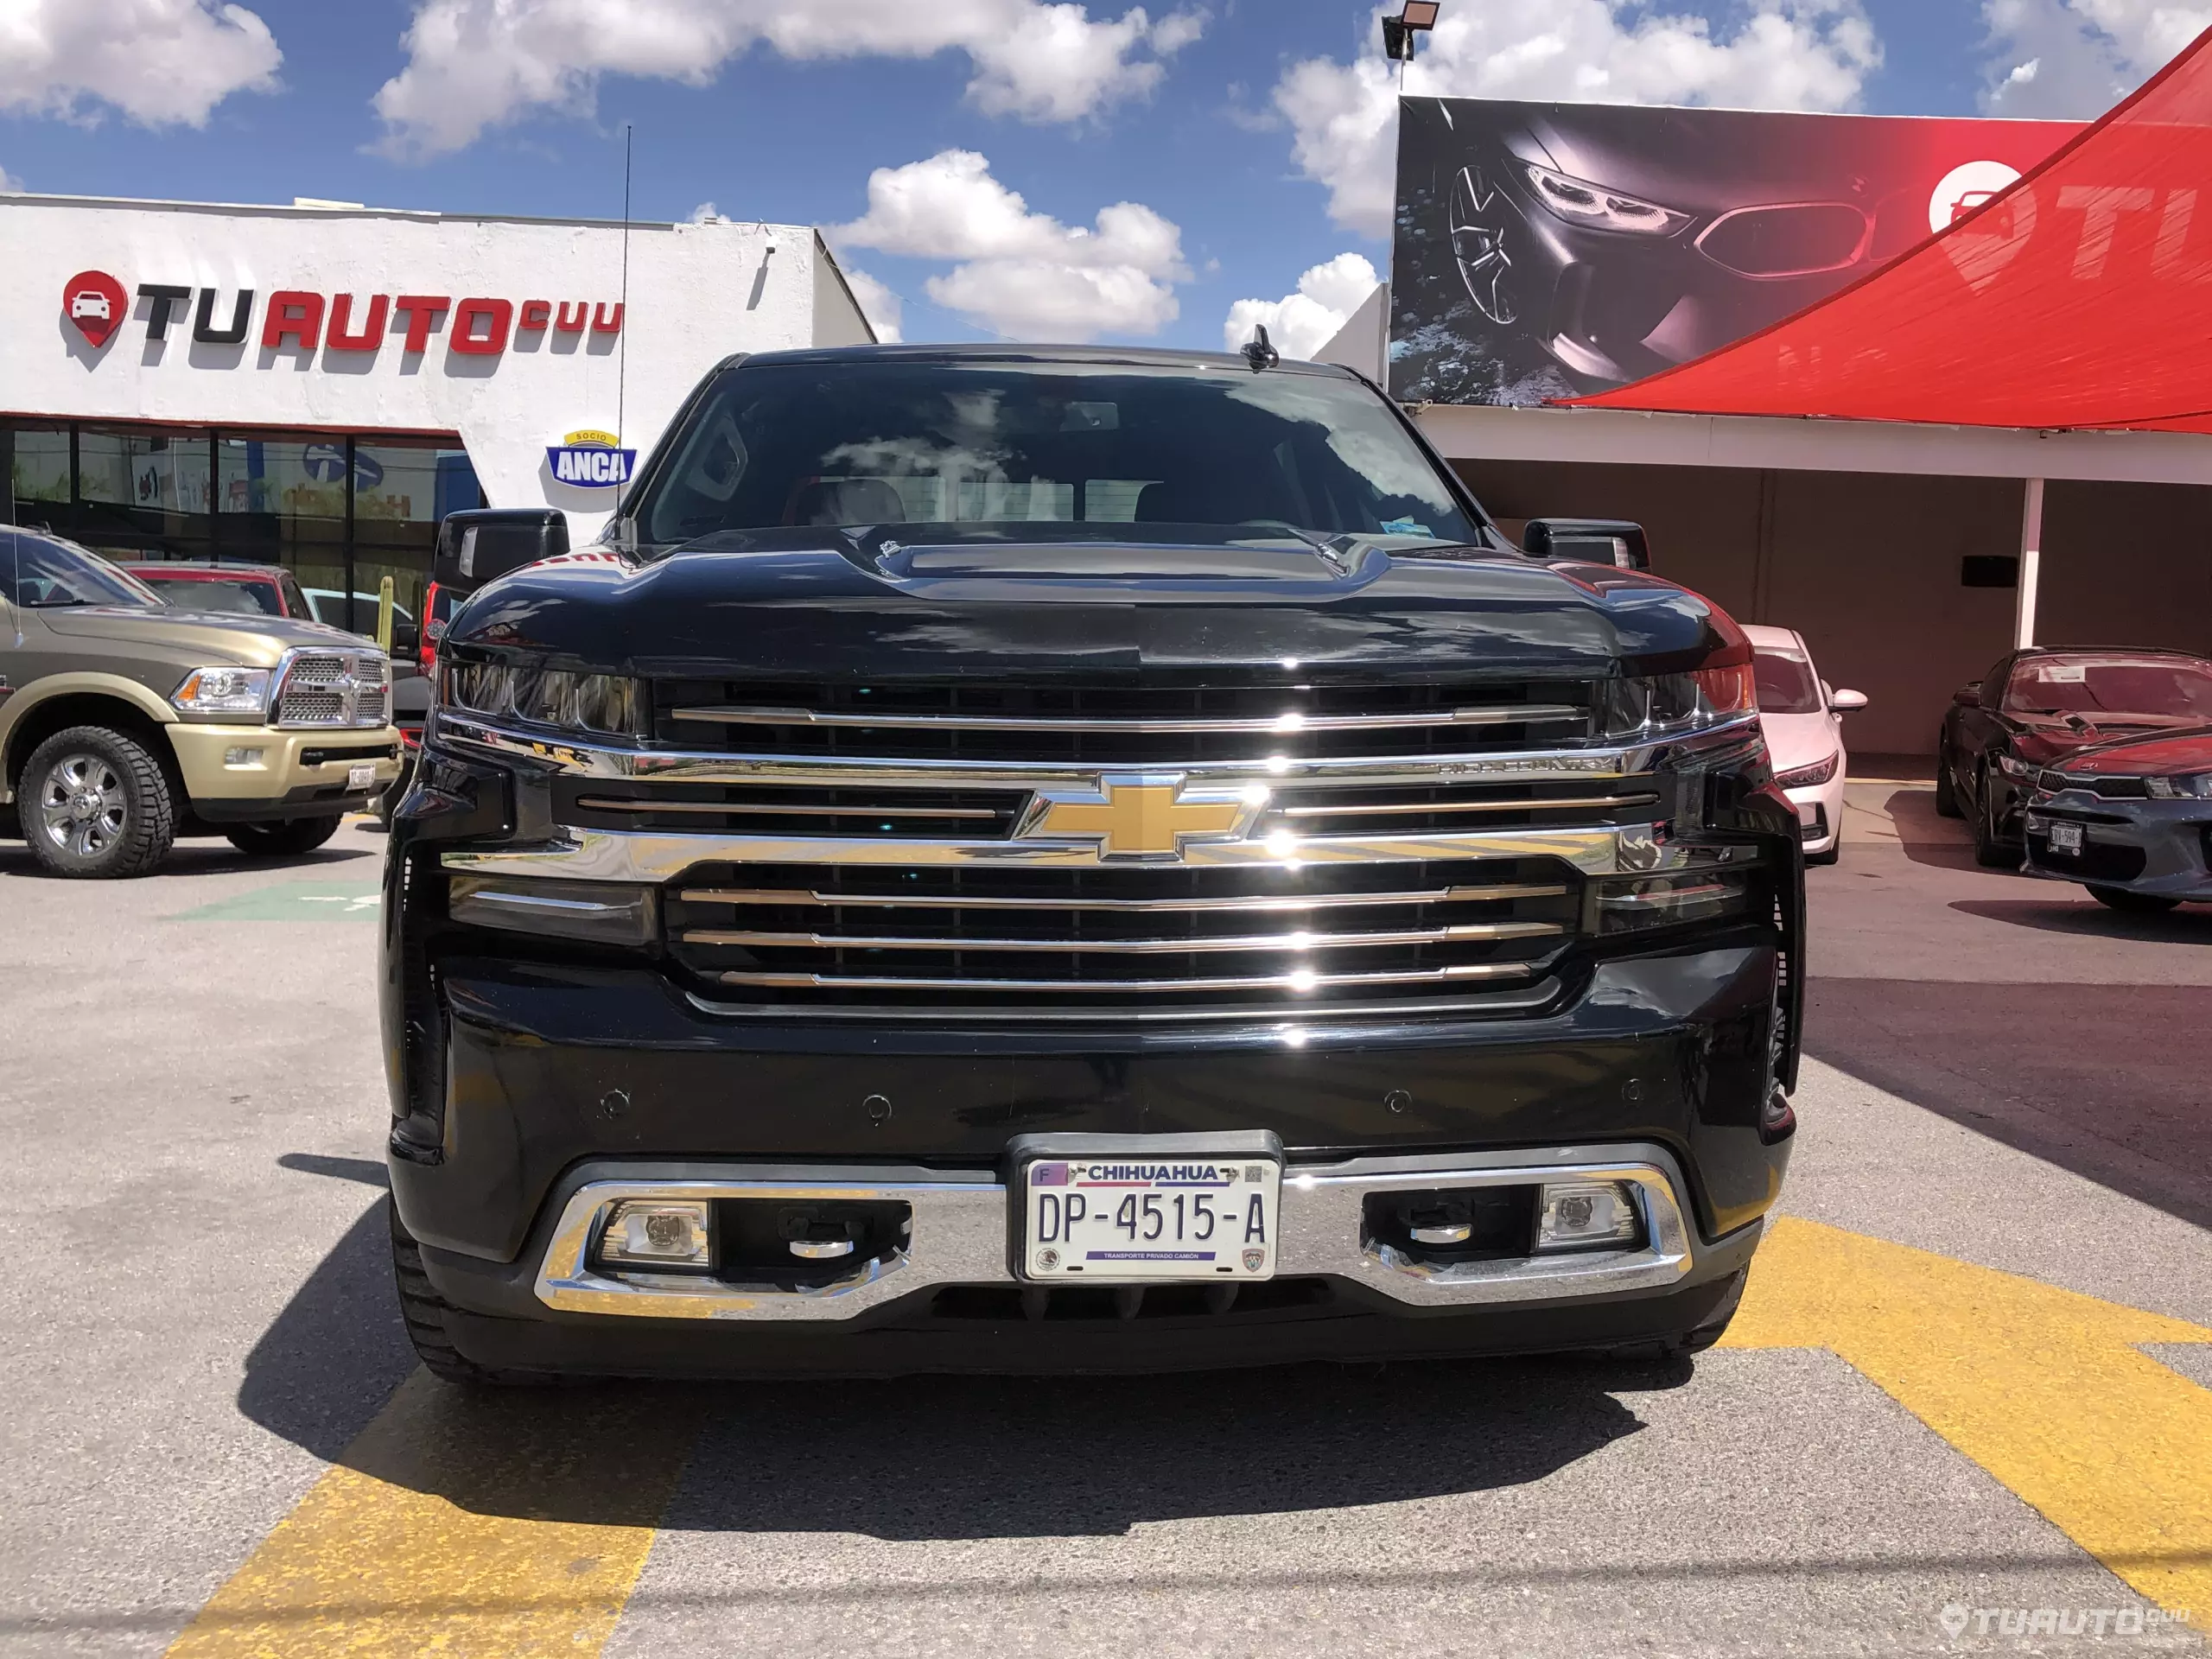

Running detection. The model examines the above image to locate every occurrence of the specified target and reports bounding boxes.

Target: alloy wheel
[37,752,129,861]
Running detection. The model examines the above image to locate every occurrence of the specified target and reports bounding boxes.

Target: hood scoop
[870,539,1392,597]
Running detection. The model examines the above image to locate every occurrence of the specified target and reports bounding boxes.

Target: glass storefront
[1,421,484,643]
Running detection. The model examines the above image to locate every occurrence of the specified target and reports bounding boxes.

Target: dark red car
[118,559,311,621]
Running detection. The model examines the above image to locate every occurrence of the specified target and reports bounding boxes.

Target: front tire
[390,1207,563,1388]
[1972,768,2017,868]
[1806,842,1840,868]
[22,726,176,879]
[225,816,341,858]
[1933,743,1962,817]
[2088,885,2182,914]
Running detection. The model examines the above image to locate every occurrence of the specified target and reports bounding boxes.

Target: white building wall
[0,195,868,539]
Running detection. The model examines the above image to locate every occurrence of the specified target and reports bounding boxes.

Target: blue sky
[0,0,2172,353]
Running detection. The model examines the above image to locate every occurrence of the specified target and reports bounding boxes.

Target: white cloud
[0,0,281,127]
[833,149,1187,340]
[1274,1,1880,238]
[1224,251,1379,359]
[840,267,906,341]
[0,163,22,193]
[372,0,1203,159]
[689,200,721,223]
[1980,0,2210,115]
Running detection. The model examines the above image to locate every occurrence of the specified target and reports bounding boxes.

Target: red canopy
[1568,29,2212,435]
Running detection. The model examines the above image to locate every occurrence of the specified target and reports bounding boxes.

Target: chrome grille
[654,680,1598,763]
[275,650,390,729]
[664,859,1580,1015]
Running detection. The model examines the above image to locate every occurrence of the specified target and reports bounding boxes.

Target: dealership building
[1,192,875,633]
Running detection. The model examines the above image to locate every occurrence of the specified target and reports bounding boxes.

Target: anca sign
[60,270,624,362]
[546,429,634,488]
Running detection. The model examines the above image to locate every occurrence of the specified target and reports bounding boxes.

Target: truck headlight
[1599,664,1757,740]
[443,658,646,739]
[1595,870,1751,933]
[172,665,272,716]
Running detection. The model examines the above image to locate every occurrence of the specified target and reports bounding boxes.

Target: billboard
[1388,99,2079,406]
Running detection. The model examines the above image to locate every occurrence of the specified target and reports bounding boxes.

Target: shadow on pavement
[1950,898,2212,942]
[647,1357,1685,1540]
[238,1193,416,1465]
[0,838,374,880]
[1806,979,2212,1231]
[309,1354,1687,1538]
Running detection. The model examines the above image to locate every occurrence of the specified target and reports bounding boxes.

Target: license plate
[2050,821,2084,855]
[1021,1152,1281,1281]
[347,763,377,791]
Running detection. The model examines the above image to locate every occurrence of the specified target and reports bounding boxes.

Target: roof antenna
[613,122,633,523]
[1242,324,1281,372]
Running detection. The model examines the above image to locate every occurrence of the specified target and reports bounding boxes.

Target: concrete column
[2015,477,2044,649]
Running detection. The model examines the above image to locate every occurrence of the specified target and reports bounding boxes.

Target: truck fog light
[1534,1181,1641,1252]
[222,747,267,767]
[597,1200,713,1271]
[448,875,658,946]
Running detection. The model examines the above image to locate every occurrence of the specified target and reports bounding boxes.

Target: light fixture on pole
[1382,2,1441,65]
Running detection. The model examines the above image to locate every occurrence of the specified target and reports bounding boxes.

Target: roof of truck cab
[715,344,1362,377]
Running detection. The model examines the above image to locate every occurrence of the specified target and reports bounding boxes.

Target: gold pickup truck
[2,528,399,878]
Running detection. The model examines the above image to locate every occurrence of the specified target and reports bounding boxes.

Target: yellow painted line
[164,1370,702,1658]
[1724,1217,2212,1616]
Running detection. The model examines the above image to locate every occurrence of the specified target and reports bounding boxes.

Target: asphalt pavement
[0,791,2206,1658]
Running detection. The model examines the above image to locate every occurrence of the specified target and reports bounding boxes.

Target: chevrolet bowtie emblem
[1020,773,1266,861]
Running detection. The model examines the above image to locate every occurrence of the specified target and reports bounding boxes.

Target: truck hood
[449,532,1739,682]
[35,606,369,666]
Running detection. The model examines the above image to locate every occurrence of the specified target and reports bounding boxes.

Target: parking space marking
[162,1372,702,1658]
[1725,1216,2212,1617]
[169,884,383,922]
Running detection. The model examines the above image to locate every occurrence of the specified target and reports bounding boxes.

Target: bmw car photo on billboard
[1389,99,2078,405]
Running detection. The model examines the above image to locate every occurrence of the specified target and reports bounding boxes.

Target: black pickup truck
[380,345,1802,1382]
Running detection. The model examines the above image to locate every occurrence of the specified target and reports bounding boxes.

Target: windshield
[135,575,283,616]
[637,360,1482,550]
[6,531,164,609]
[1754,646,1825,715]
[2002,654,2212,719]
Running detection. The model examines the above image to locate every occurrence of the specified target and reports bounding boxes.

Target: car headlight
[442,657,646,739]
[172,665,272,716]
[1774,753,1840,789]
[1997,753,2035,779]
[1599,664,1757,740]
[1523,163,1692,236]
[2145,775,2212,799]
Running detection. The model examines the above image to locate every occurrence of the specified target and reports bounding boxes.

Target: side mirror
[1953,683,1981,709]
[435,508,569,595]
[1522,518,1650,571]
[1830,688,1869,713]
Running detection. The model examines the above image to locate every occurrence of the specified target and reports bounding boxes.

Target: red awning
[1568,29,2212,435]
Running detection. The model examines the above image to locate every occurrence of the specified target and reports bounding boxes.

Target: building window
[3,419,484,657]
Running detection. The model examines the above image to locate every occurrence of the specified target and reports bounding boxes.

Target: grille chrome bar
[677,881,1572,912]
[681,921,1563,953]
[439,712,1769,787]
[1274,792,1657,819]
[575,795,1002,821]
[715,962,1535,993]
[671,703,1589,734]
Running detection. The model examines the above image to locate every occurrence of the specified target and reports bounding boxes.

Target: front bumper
[167,721,401,814]
[1781,777,1843,855]
[414,1145,1762,1376]
[2024,793,2212,899]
